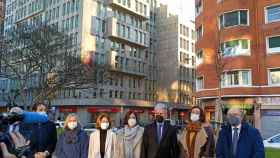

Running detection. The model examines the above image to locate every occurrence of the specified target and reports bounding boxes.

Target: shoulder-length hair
[123,111,138,126]
[96,113,112,129]
[64,113,78,129]
[189,106,206,123]
[31,102,47,111]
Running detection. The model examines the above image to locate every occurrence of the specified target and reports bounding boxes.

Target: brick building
[195,0,280,138]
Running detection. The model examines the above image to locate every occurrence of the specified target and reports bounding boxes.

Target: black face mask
[155,115,164,123]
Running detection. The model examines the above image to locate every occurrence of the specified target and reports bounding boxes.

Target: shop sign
[87,107,120,113]
[262,110,280,116]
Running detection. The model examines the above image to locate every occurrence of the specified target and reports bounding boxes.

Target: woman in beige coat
[178,106,215,158]
[88,113,116,158]
[116,111,144,158]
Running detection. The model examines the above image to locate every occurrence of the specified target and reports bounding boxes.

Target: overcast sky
[160,0,195,21]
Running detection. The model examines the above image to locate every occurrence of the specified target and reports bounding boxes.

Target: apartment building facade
[1,0,159,126]
[195,0,280,138]
[0,0,4,35]
[156,4,196,121]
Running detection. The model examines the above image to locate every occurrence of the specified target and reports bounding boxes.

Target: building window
[195,0,203,16]
[180,24,183,35]
[127,0,131,8]
[266,35,280,53]
[196,50,203,65]
[192,43,195,52]
[120,91,124,98]
[196,25,203,40]
[186,54,190,64]
[192,30,196,40]
[109,90,113,98]
[196,76,203,90]
[220,39,250,56]
[115,90,118,98]
[266,5,280,23]
[219,10,249,28]
[100,89,104,98]
[269,68,280,85]
[221,70,251,87]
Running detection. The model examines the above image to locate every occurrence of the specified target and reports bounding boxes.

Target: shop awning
[223,104,253,109]
[59,107,78,113]
[87,107,120,113]
[129,109,145,113]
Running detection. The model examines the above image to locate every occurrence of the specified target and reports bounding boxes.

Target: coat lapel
[160,122,170,144]
[152,123,159,144]
[235,123,247,157]
[105,129,112,155]
[226,126,234,158]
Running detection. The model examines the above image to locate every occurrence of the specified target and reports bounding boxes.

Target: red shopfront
[127,108,154,125]
[87,107,121,126]
[58,106,78,120]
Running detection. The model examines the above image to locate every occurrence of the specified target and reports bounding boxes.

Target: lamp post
[23,86,28,109]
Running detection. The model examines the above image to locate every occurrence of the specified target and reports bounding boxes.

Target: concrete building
[195,0,280,138]
[0,0,4,35]
[156,4,196,121]
[2,0,159,126]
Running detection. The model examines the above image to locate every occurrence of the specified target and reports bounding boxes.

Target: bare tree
[214,7,227,133]
[0,24,108,109]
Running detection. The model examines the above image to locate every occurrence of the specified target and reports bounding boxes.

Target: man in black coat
[141,103,180,158]
[28,103,57,158]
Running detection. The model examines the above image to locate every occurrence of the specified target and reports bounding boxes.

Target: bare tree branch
[0,24,109,109]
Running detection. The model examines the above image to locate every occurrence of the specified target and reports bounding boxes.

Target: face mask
[155,115,164,123]
[190,113,200,122]
[68,122,77,130]
[128,118,137,127]
[228,115,241,126]
[38,112,47,116]
[100,122,109,130]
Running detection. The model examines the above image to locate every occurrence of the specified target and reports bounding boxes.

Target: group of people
[0,103,57,158]
[0,102,265,158]
[53,103,265,158]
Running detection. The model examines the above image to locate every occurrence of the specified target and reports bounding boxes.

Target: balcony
[107,51,146,77]
[106,17,149,48]
[107,0,149,20]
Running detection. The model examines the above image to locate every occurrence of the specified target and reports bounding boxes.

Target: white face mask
[190,113,200,122]
[68,122,78,130]
[128,118,137,127]
[100,122,109,130]
[38,112,47,116]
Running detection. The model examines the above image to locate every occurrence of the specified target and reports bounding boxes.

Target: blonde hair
[64,113,78,128]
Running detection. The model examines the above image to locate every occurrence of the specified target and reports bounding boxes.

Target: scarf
[123,125,141,158]
[186,123,202,158]
[64,125,81,144]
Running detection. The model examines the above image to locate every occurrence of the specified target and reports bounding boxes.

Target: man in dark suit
[141,103,180,158]
[216,107,265,158]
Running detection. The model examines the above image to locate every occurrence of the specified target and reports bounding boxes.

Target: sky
[160,0,195,21]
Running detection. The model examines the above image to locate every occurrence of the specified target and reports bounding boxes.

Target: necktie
[157,124,162,144]
[232,128,239,156]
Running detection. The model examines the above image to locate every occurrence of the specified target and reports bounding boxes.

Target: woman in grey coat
[116,111,144,158]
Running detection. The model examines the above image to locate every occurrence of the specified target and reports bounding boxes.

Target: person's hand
[34,152,47,158]
[1,132,30,158]
[0,142,17,158]
[9,132,30,148]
